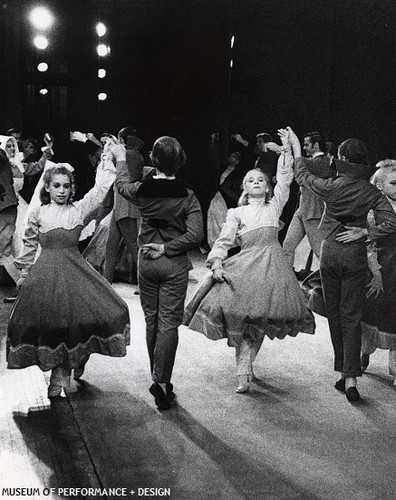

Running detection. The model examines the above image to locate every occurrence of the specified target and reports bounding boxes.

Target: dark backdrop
[1,0,395,206]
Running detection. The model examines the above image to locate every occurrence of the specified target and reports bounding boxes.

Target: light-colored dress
[7,160,130,371]
[184,153,315,346]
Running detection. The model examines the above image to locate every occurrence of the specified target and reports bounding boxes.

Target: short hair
[304,131,326,152]
[150,136,186,176]
[256,133,273,142]
[338,138,369,165]
[40,165,76,205]
[118,126,137,143]
[325,141,337,157]
[6,127,22,137]
[229,151,241,162]
[238,168,273,206]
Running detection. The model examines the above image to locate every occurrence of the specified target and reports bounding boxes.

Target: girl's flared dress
[184,154,315,346]
[7,160,130,371]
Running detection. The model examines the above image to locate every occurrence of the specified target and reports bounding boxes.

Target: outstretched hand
[71,131,87,143]
[366,272,383,299]
[277,128,289,146]
[335,227,368,243]
[285,126,299,146]
[106,139,126,162]
[42,133,54,157]
[232,133,244,143]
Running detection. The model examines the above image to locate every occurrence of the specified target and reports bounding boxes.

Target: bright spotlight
[98,68,106,78]
[37,62,48,72]
[97,43,110,57]
[29,7,54,30]
[96,23,106,37]
[98,92,107,101]
[33,35,49,50]
[231,35,235,48]
[39,88,49,95]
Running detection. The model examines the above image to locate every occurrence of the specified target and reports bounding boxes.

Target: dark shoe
[334,378,346,392]
[166,383,176,401]
[346,387,360,402]
[3,294,17,303]
[149,383,170,410]
[361,354,370,372]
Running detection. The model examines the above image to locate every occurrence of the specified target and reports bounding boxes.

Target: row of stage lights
[29,6,110,100]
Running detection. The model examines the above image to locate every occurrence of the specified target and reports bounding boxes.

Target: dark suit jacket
[113,146,144,221]
[115,160,204,257]
[295,154,336,221]
[294,158,396,240]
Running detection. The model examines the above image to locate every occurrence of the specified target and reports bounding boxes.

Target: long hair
[237,168,274,206]
[40,165,76,205]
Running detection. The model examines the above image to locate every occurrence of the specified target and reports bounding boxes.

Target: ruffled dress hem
[7,325,130,371]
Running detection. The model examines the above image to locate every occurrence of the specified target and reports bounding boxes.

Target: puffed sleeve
[271,151,293,214]
[14,207,40,273]
[74,154,116,221]
[206,208,239,266]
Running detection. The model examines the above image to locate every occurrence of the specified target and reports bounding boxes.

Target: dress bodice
[38,226,82,249]
[239,226,279,250]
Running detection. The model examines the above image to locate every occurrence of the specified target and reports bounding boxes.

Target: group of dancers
[2,124,396,409]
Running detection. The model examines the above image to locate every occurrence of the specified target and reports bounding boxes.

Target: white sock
[345,377,357,390]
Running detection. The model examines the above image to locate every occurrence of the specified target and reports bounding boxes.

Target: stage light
[97,44,110,57]
[33,35,49,50]
[230,59,233,68]
[29,7,54,30]
[231,35,235,48]
[98,68,106,78]
[96,23,106,37]
[39,88,48,95]
[98,92,107,101]
[37,62,48,72]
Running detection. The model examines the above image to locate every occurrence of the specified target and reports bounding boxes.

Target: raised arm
[23,135,54,177]
[270,130,294,210]
[74,146,116,220]
[110,142,144,204]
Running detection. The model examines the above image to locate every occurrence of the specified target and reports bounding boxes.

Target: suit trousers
[104,215,139,284]
[139,252,189,383]
[282,212,323,267]
[320,235,368,377]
